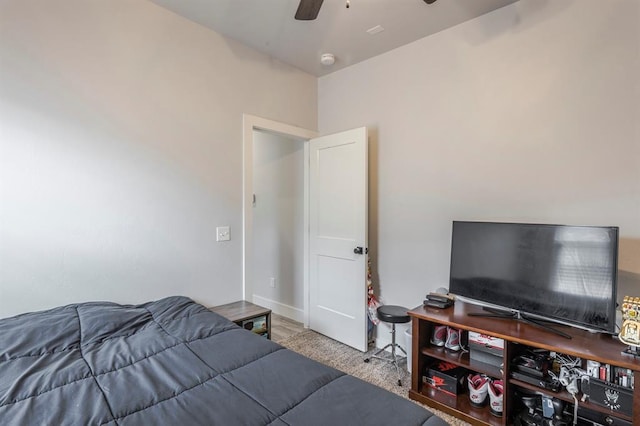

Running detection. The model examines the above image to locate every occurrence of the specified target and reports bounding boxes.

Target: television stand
[468,306,573,339]
[408,301,640,426]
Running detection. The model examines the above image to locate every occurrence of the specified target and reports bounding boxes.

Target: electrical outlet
[269,277,276,288]
[216,226,230,242]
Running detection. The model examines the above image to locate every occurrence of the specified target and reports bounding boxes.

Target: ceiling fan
[295,0,437,21]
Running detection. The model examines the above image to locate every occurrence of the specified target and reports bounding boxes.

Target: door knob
[354,247,368,255]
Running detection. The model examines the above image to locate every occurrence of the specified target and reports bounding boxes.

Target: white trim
[303,142,310,328]
[242,114,318,328]
[252,294,306,324]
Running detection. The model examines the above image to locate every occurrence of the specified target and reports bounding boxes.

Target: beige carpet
[277,329,470,426]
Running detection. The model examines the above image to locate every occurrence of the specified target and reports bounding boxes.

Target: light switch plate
[216,226,230,242]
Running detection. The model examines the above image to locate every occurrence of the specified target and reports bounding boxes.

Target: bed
[0,296,446,425]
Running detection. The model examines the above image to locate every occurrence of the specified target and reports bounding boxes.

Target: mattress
[0,296,446,425]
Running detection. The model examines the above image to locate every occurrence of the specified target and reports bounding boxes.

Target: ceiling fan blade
[424,0,437,4]
[295,0,324,21]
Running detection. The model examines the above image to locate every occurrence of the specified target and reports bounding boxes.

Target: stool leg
[365,322,408,386]
[369,343,394,358]
[389,324,396,359]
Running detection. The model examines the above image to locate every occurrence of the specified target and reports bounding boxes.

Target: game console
[511,371,562,392]
[424,292,454,309]
[512,354,549,378]
[423,299,451,309]
[581,377,633,417]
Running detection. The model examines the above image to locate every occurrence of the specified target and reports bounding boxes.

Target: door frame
[242,114,318,327]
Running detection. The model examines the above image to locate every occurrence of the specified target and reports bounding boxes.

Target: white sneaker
[468,374,489,407]
[445,327,461,352]
[488,379,504,417]
[430,325,447,347]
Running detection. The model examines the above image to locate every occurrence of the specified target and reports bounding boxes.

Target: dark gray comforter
[0,296,446,425]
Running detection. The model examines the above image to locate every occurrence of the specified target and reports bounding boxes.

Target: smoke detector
[320,53,335,66]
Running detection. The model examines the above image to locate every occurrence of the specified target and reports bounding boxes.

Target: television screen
[449,221,619,334]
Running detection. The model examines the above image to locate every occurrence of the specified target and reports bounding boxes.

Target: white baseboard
[252,295,305,323]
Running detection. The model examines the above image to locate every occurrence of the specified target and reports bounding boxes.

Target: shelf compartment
[510,380,634,422]
[421,346,503,379]
[411,386,504,426]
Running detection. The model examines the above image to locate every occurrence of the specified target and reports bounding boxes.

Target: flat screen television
[449,221,619,335]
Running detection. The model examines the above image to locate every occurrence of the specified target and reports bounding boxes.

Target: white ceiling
[149,0,519,77]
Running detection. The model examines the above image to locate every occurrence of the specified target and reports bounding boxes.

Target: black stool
[364,305,410,386]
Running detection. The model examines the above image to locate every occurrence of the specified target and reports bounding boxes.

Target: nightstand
[210,301,271,340]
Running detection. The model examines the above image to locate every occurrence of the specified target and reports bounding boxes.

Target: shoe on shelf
[430,325,447,347]
[445,327,461,352]
[468,374,489,407]
[488,379,504,417]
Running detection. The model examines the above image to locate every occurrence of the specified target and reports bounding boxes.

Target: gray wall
[318,0,640,341]
[0,0,317,318]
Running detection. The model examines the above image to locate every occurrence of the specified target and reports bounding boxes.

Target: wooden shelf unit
[408,301,640,426]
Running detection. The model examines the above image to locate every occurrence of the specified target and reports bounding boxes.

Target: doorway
[243,115,369,351]
[251,129,304,322]
[242,114,317,326]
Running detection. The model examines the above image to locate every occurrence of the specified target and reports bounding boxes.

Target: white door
[309,127,368,352]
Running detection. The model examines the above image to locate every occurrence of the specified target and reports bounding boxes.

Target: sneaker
[468,374,489,407]
[445,327,461,352]
[430,325,446,347]
[488,379,504,417]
